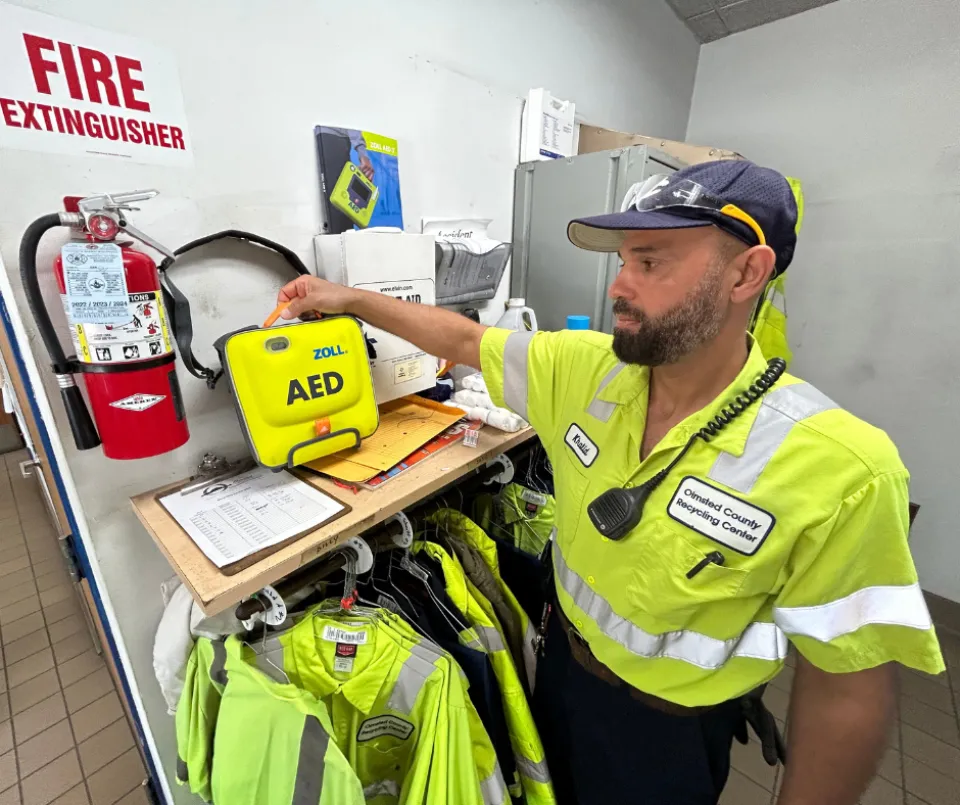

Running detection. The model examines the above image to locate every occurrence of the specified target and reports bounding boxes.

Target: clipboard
[157,466,352,576]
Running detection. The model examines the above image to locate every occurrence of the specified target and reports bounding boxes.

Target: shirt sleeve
[175,640,220,801]
[773,469,944,674]
[480,327,571,442]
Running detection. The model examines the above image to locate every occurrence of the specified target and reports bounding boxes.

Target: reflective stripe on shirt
[475,624,506,653]
[386,650,435,715]
[502,331,535,420]
[553,541,789,668]
[709,383,838,494]
[769,288,786,315]
[522,621,538,692]
[210,639,228,687]
[292,715,328,804]
[774,582,932,642]
[585,363,627,422]
[515,754,552,784]
[480,763,508,805]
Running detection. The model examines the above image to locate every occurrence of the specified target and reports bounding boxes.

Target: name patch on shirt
[564,424,598,467]
[321,625,368,645]
[667,476,775,555]
[357,715,415,742]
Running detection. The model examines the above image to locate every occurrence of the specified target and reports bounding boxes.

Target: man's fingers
[281,296,312,319]
[277,277,305,304]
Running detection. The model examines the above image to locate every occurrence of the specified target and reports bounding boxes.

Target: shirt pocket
[553,447,592,542]
[625,521,752,630]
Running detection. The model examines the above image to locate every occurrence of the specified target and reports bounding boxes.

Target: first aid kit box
[314,231,437,405]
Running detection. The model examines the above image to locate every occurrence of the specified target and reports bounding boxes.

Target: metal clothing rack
[234,445,532,621]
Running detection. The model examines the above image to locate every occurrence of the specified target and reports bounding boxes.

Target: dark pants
[533,612,741,805]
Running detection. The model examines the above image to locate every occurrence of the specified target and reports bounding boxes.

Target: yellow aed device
[216,315,379,470]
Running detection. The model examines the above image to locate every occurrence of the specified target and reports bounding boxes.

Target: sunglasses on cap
[625,177,767,247]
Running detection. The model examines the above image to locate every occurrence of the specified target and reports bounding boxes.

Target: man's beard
[611,261,727,367]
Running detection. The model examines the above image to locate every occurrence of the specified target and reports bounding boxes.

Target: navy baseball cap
[567,160,799,276]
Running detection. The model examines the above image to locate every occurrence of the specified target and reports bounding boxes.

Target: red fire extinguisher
[19,191,189,460]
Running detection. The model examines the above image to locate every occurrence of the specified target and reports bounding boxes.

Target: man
[277,161,944,804]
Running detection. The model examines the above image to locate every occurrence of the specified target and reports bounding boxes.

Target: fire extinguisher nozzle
[60,385,101,451]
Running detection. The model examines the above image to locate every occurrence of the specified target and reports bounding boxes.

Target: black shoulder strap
[157,230,310,389]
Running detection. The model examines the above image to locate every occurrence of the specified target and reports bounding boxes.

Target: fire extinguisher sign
[0,3,192,166]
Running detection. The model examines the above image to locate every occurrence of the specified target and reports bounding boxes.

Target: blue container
[566,315,590,330]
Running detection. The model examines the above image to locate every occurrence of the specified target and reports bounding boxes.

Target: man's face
[608,227,739,366]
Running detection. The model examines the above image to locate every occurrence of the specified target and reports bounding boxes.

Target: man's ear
[731,246,776,304]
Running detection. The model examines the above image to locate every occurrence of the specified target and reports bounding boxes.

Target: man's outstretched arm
[278,276,487,369]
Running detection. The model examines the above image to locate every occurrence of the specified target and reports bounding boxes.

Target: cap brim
[567,210,713,252]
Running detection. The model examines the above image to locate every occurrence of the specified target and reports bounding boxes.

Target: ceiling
[665,0,839,43]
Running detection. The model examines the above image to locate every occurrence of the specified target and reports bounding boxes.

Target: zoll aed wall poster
[0,2,192,166]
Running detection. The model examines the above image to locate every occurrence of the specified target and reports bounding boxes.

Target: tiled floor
[723,620,960,804]
[0,450,150,805]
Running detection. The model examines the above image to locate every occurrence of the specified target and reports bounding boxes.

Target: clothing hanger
[524,443,554,495]
[239,621,291,684]
[394,503,470,635]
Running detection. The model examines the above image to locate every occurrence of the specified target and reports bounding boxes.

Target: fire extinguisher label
[61,242,129,324]
[109,393,166,412]
[62,291,174,364]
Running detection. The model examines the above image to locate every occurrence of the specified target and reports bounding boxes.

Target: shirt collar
[653,337,772,458]
[499,484,553,526]
[289,612,401,715]
[598,336,772,459]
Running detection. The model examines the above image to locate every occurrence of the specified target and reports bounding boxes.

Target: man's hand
[777,655,896,805]
[276,276,488,369]
[278,276,356,319]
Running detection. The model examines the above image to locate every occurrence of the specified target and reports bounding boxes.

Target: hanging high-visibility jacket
[428,509,540,690]
[287,607,506,805]
[414,540,556,805]
[476,483,556,557]
[750,177,803,365]
[176,636,366,805]
[751,275,790,364]
[177,609,506,805]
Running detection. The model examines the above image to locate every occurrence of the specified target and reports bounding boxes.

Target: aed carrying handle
[19,212,101,451]
[157,231,311,389]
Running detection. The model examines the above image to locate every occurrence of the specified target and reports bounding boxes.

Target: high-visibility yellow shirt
[481,327,944,706]
[284,609,507,805]
[483,483,557,557]
[176,636,365,804]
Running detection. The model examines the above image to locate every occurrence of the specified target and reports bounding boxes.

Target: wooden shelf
[131,427,534,616]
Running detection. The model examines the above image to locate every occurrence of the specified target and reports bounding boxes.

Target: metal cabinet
[510,145,685,333]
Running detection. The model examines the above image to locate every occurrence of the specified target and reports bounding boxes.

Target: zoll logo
[313,345,346,360]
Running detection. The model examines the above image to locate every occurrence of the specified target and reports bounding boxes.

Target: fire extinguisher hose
[19,213,101,450]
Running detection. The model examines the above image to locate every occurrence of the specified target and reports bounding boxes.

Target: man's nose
[608,270,635,301]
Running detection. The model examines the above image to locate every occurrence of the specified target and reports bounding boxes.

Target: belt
[554,604,715,717]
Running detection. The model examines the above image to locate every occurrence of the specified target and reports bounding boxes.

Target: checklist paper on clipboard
[159,467,347,569]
